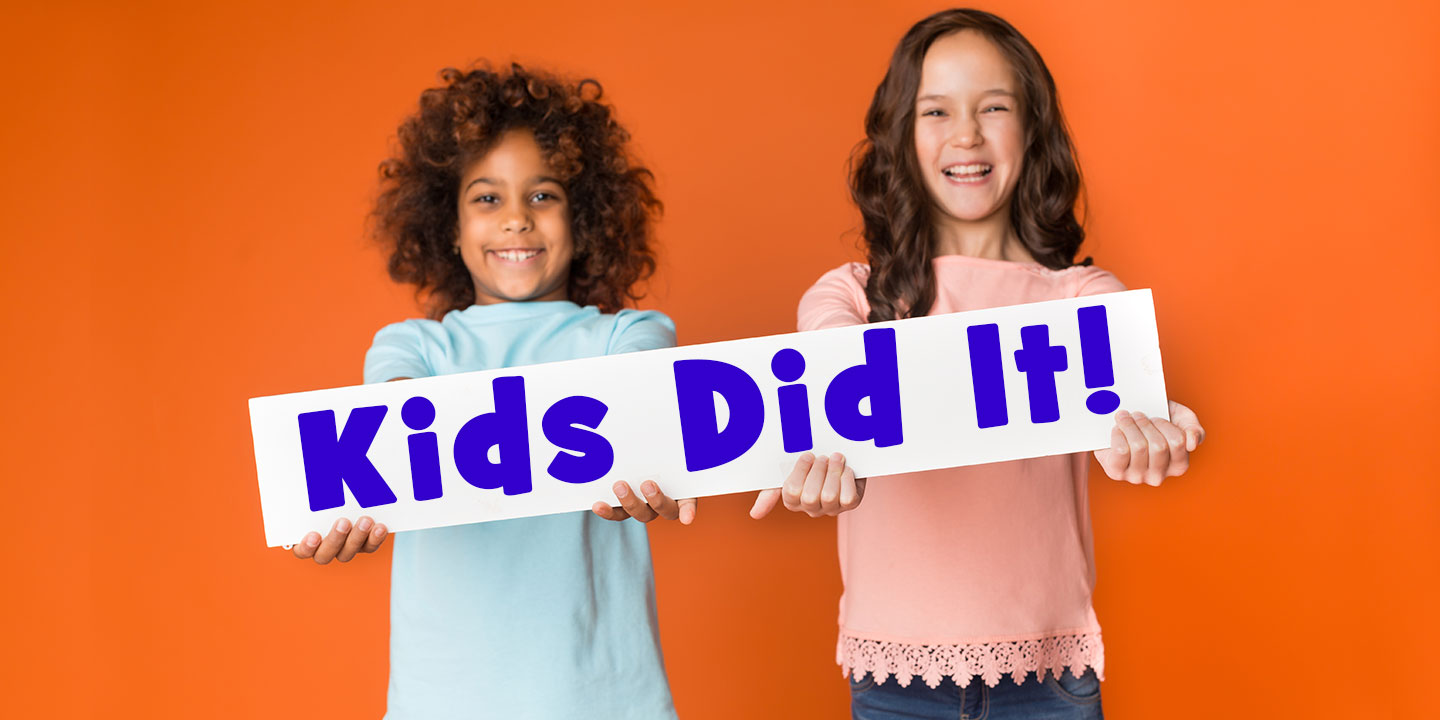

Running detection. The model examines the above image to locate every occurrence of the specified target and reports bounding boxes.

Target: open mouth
[490,248,544,263]
[942,163,993,183]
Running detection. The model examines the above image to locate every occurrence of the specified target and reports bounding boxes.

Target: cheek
[994,122,1026,166]
[541,215,574,259]
[458,248,485,280]
[456,212,488,242]
[913,127,941,163]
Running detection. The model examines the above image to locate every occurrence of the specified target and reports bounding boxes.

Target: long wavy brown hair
[852,9,1088,322]
[373,64,660,319]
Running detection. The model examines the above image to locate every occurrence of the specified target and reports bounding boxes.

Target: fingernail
[614,483,629,499]
[830,452,843,464]
[305,533,320,547]
[801,452,815,462]
[358,517,372,533]
[336,518,351,533]
[374,525,387,538]
[641,481,657,496]
[1116,410,1131,419]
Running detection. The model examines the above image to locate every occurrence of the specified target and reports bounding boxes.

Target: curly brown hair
[852,9,1088,323]
[373,64,661,319]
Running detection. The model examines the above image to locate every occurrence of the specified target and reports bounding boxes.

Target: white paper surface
[250,290,1167,546]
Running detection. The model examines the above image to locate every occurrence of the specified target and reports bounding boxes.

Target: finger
[614,481,657,523]
[1115,411,1149,485]
[336,516,373,562]
[362,522,388,553]
[781,453,815,512]
[679,498,697,525]
[838,465,863,511]
[1131,414,1170,486]
[1169,401,1206,451]
[640,481,681,521]
[799,454,830,517]
[292,531,322,560]
[820,453,844,515]
[1095,425,1130,481]
[313,518,350,565]
[750,489,782,519]
[1185,421,1207,452]
[592,501,631,522]
[1152,418,1190,477]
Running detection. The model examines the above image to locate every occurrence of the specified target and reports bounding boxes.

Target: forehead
[461,128,550,181]
[917,30,1017,98]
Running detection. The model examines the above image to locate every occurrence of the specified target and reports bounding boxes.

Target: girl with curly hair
[750,9,1205,719]
[290,64,688,719]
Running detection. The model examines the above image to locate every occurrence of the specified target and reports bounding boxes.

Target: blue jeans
[850,669,1103,720]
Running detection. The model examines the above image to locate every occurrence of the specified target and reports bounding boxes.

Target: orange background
[3,0,1437,717]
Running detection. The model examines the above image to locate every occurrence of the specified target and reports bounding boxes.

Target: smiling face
[913,30,1026,237]
[455,128,574,305]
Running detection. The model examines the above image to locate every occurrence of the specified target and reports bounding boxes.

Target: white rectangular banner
[250,290,1168,546]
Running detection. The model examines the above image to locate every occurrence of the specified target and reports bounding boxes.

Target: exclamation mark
[1077,305,1121,415]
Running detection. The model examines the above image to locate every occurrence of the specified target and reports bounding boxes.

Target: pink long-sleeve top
[798,255,1126,689]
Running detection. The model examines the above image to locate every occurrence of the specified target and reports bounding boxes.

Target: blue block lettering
[777,384,813,453]
[674,359,765,472]
[824,328,903,447]
[1077,305,1121,415]
[967,324,1008,428]
[402,396,442,501]
[543,395,614,484]
[297,405,398,511]
[1013,324,1067,424]
[772,349,813,453]
[453,376,533,496]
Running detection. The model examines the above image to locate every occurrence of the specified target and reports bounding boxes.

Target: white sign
[250,290,1168,546]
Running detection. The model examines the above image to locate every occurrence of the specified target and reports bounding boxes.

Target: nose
[502,206,533,233]
[949,114,983,149]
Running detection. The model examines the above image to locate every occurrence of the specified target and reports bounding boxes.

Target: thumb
[1094,425,1128,480]
[1168,401,1205,451]
[1185,422,1206,452]
[750,489,782,519]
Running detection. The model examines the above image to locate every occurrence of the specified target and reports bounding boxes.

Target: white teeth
[496,249,541,262]
[943,164,992,177]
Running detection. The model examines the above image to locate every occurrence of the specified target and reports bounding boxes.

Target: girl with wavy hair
[751,9,1205,719]
[290,64,689,719]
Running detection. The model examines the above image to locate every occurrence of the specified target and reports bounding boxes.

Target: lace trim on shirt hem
[838,630,1104,689]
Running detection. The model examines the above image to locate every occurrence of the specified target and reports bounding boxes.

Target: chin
[938,204,1003,223]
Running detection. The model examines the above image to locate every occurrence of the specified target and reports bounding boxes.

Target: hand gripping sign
[250,290,1169,547]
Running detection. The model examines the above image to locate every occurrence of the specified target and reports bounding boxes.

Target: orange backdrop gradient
[3,1,1437,717]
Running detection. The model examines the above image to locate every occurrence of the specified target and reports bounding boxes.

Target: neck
[931,212,1034,263]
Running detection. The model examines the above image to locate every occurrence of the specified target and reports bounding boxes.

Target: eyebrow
[915,89,1016,103]
[463,175,565,193]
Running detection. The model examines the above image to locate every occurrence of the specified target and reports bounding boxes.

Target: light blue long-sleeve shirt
[364,301,678,720]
